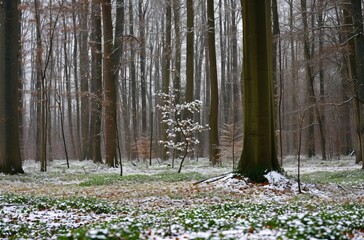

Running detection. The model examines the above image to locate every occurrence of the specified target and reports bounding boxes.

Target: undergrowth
[301,169,364,185]
[2,193,363,239]
[79,171,204,186]
[59,202,364,240]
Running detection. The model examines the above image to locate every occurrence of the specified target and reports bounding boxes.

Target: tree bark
[207,0,220,165]
[351,0,364,168]
[162,0,172,160]
[238,0,280,182]
[301,0,316,158]
[138,0,147,133]
[0,0,24,174]
[173,0,182,103]
[0,0,5,170]
[185,0,194,104]
[90,0,103,163]
[102,0,118,167]
[79,0,90,160]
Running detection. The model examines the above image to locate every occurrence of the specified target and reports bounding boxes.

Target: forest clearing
[1,0,364,238]
[1,157,363,239]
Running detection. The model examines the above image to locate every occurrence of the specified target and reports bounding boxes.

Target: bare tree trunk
[139,0,147,133]
[0,0,24,174]
[0,0,5,170]
[129,0,139,160]
[34,0,43,165]
[207,0,220,165]
[162,0,172,160]
[317,0,326,160]
[114,0,125,160]
[102,0,118,167]
[301,0,316,158]
[185,0,194,103]
[230,0,240,125]
[173,0,182,103]
[89,0,103,163]
[351,0,364,168]
[288,0,298,156]
[238,0,279,182]
[62,16,76,159]
[218,0,228,124]
[272,0,283,162]
[79,0,90,160]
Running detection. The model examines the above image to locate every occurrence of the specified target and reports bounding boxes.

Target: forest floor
[0,156,363,239]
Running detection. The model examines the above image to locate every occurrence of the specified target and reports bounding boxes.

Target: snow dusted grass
[0,157,363,239]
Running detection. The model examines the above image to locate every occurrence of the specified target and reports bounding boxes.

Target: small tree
[157,92,209,173]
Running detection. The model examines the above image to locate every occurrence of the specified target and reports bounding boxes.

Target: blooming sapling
[157,91,209,173]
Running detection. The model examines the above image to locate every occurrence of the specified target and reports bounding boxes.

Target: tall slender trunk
[102,0,118,167]
[63,16,76,159]
[79,0,90,160]
[173,0,181,103]
[114,0,125,159]
[129,0,138,157]
[139,0,147,133]
[34,0,43,165]
[207,0,220,165]
[185,0,194,103]
[317,0,326,160]
[230,0,240,124]
[162,0,172,160]
[218,0,228,124]
[301,0,316,158]
[90,0,103,163]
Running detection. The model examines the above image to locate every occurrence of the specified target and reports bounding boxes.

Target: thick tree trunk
[238,0,279,182]
[351,0,364,168]
[351,0,364,103]
[0,0,5,170]
[0,0,24,174]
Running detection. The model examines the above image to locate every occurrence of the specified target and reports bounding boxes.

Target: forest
[0,0,364,239]
[0,0,363,169]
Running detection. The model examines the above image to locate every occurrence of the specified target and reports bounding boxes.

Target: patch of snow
[264,171,288,184]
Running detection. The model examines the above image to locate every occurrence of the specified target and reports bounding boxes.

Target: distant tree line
[1,0,364,176]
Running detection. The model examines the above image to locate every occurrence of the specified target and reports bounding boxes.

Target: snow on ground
[282,155,362,175]
[0,157,363,239]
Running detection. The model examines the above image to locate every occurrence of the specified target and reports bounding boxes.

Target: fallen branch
[193,172,234,185]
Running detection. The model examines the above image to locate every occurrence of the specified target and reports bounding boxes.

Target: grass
[301,169,364,185]
[79,171,205,186]
[0,193,120,214]
[59,201,364,240]
[1,159,363,239]
[4,192,360,240]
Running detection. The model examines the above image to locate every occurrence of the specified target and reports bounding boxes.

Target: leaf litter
[0,157,363,239]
